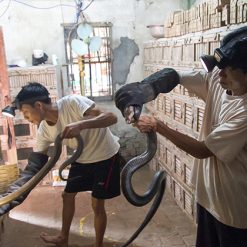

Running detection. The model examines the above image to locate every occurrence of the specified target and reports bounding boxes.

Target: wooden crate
[158,135,194,186]
[222,4,231,25]
[149,154,159,172]
[144,44,154,65]
[243,2,247,22]
[183,188,195,219]
[170,39,183,66]
[182,39,195,66]
[184,102,193,129]
[164,95,172,117]
[167,173,195,220]
[230,0,238,24]
[162,167,196,221]
[8,65,60,102]
[173,98,183,123]
[195,105,205,133]
[236,0,245,23]
[157,134,173,172]
[194,36,208,63]
[160,40,172,65]
[153,92,204,138]
[154,43,163,64]
[156,94,164,113]
[174,155,182,179]
[163,0,234,37]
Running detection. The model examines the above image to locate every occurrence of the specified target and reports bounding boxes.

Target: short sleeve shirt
[36,94,120,163]
[180,68,247,228]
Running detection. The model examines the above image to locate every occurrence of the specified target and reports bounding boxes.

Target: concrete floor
[1,167,197,247]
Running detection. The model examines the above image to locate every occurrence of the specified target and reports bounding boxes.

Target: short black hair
[221,26,247,73]
[15,82,51,109]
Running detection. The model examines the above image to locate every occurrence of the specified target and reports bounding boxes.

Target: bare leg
[91,197,106,247]
[40,192,77,247]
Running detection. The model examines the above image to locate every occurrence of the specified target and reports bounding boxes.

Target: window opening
[63,22,113,100]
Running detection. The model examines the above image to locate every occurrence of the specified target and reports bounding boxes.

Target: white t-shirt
[36,94,120,163]
[180,68,247,228]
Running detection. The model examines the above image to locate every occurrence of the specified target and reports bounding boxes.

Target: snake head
[114,82,149,120]
[124,105,142,124]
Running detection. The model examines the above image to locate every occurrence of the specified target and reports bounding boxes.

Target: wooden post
[0,26,17,165]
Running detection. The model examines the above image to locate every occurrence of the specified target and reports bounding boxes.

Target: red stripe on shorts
[104,155,116,190]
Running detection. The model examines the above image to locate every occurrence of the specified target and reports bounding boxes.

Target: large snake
[0,114,165,246]
[120,107,166,247]
[0,134,83,212]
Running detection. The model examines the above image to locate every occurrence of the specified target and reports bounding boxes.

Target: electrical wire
[59,0,65,24]
[82,0,94,11]
[75,1,83,23]
[0,0,11,18]
[12,0,74,10]
[0,0,95,93]
[75,0,94,23]
[0,0,94,21]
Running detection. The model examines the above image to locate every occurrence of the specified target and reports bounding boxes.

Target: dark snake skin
[121,129,166,247]
[0,134,83,214]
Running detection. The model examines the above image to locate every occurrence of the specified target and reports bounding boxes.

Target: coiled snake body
[0,129,166,247]
[0,135,83,209]
[121,130,166,247]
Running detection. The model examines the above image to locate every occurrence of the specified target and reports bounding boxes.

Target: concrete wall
[0,0,187,82]
[0,0,188,160]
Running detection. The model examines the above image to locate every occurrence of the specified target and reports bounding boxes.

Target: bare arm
[134,115,213,159]
[156,119,212,159]
[62,106,117,138]
[82,106,118,128]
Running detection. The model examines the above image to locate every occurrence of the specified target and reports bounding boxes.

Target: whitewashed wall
[0,0,187,83]
[0,0,191,161]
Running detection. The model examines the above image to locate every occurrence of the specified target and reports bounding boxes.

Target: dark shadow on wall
[112,37,139,86]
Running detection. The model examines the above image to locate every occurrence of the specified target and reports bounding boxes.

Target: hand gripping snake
[0,134,83,214]
[120,106,166,247]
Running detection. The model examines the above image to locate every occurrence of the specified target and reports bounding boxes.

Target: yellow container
[0,164,19,193]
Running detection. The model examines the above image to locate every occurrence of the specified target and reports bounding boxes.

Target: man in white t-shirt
[115,26,247,246]
[14,83,121,247]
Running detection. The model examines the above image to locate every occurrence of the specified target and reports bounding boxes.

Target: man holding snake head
[115,26,247,247]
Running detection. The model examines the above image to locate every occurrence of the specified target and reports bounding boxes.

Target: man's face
[218,67,247,95]
[20,103,44,125]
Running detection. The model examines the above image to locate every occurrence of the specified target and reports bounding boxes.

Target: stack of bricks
[230,0,247,24]
[145,86,205,221]
[143,30,222,72]
[164,0,246,38]
[144,0,246,221]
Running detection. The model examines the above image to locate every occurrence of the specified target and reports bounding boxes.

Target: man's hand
[61,122,82,139]
[133,115,157,133]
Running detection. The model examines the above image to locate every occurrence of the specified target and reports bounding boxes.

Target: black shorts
[196,203,247,247]
[64,153,121,199]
